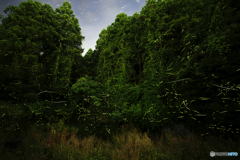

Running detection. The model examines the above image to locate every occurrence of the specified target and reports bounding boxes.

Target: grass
[0,102,240,160]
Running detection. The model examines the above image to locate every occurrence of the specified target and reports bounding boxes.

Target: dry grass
[1,120,239,160]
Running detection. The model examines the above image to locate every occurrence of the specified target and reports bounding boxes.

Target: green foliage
[75,49,100,81]
[71,75,102,98]
[0,55,40,103]
[94,0,240,138]
[70,75,106,116]
[0,0,85,104]
[1,0,240,143]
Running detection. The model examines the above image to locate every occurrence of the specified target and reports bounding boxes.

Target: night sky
[0,0,156,56]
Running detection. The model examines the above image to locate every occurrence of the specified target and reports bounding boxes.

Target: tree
[47,1,85,103]
[0,0,85,103]
[0,0,53,103]
[93,0,240,138]
[0,20,15,67]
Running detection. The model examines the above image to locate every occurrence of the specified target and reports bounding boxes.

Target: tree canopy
[93,0,240,137]
[0,0,85,103]
[1,0,239,140]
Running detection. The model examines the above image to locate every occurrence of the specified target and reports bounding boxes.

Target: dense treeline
[0,0,239,141]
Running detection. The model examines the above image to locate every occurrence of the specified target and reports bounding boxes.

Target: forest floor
[0,102,240,160]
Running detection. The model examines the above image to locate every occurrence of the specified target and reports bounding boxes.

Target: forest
[0,0,239,159]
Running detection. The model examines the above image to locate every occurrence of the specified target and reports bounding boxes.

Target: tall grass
[0,102,239,160]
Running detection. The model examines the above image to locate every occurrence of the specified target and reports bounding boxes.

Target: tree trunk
[54,54,60,85]
[53,41,62,87]
[68,52,74,85]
